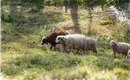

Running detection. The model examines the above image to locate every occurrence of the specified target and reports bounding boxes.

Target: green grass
[1,53,81,75]
[1,2,130,80]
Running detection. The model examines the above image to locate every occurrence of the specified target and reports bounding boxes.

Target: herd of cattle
[41,30,130,58]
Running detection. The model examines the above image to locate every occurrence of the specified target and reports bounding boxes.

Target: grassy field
[1,3,130,80]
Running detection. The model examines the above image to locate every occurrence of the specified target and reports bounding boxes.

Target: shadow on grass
[2,1,67,43]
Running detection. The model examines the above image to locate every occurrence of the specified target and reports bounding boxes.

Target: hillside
[1,1,130,80]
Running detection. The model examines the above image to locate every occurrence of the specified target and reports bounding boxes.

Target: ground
[1,4,130,80]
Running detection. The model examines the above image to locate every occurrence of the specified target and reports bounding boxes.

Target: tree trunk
[70,2,81,33]
[65,0,68,12]
[88,7,92,35]
[101,4,104,10]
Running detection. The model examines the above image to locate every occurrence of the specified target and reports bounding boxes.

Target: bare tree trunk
[88,7,92,35]
[1,31,6,41]
[101,4,104,10]
[70,0,81,33]
[64,0,68,12]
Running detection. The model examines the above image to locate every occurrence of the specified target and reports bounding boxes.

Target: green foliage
[0,0,5,6]
[115,59,130,70]
[1,8,27,23]
[44,0,130,8]
[96,35,111,49]
[1,53,81,76]
[1,9,10,22]
[2,0,130,8]
[99,20,112,25]
[108,0,130,7]
[82,54,114,70]
[123,23,130,43]
[21,0,45,3]
[1,22,38,42]
[99,16,115,25]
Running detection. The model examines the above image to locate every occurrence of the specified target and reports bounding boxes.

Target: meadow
[1,2,130,80]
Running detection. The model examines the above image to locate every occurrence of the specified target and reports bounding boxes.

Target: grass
[1,2,130,80]
[1,53,81,75]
